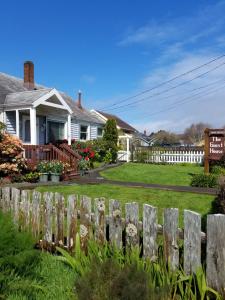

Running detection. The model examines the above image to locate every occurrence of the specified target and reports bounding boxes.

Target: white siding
[71,121,80,140]
[6,111,16,135]
[90,125,97,140]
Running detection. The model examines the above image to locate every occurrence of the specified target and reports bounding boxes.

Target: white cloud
[95,1,225,134]
[118,1,225,49]
[108,51,225,133]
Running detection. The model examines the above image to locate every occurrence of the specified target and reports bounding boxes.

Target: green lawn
[100,163,203,186]
[36,183,213,226]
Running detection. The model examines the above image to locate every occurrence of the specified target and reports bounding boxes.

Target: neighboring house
[0,61,104,146]
[91,110,138,161]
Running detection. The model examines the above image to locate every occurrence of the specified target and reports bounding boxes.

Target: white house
[0,61,104,146]
[91,110,139,162]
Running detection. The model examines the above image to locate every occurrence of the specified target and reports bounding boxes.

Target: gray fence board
[184,210,201,274]
[143,204,158,260]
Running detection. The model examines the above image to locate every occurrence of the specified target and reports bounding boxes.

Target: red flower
[89,151,95,158]
[85,157,89,161]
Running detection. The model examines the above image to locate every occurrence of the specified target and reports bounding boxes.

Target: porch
[4,88,72,145]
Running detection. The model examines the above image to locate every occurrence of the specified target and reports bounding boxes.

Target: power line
[103,61,225,112]
[98,53,225,110]
[139,81,225,119]
[105,78,225,114]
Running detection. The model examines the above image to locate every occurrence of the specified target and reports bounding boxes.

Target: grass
[7,253,77,300]
[100,163,203,186]
[36,183,214,226]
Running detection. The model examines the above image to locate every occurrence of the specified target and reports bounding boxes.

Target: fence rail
[133,147,204,164]
[0,187,224,296]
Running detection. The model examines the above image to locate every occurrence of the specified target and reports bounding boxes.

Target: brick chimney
[77,90,82,109]
[24,61,34,90]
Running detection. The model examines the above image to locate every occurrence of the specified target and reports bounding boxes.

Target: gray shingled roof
[4,89,51,107]
[96,110,137,132]
[0,72,103,124]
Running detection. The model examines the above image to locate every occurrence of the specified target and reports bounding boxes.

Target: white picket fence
[133,147,204,164]
[117,150,131,162]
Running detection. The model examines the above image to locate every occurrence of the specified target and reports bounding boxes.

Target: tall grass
[57,234,222,300]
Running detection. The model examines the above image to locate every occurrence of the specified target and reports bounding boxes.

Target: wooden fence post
[143,204,158,260]
[163,208,179,270]
[43,192,53,244]
[11,187,20,225]
[80,196,92,253]
[20,190,30,230]
[67,195,77,249]
[109,199,122,249]
[55,193,65,246]
[125,202,139,248]
[94,198,105,244]
[32,191,41,238]
[183,210,201,274]
[206,214,225,297]
[1,186,10,212]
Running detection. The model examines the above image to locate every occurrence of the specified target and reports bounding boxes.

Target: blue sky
[1,0,225,133]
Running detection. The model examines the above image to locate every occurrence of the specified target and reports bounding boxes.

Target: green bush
[210,165,225,175]
[23,172,40,183]
[190,173,218,188]
[37,161,50,173]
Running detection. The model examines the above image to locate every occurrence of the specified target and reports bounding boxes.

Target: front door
[47,121,64,143]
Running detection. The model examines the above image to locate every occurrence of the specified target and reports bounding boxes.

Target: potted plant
[49,160,64,182]
[78,158,90,176]
[37,161,50,182]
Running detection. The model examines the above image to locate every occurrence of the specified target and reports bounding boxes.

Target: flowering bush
[37,161,50,173]
[49,160,64,174]
[78,158,90,173]
[0,124,27,176]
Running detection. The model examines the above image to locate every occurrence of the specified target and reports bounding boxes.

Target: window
[97,127,103,137]
[80,125,88,140]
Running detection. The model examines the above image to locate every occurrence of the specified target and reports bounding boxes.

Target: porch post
[126,137,130,162]
[30,107,37,145]
[67,114,71,145]
[15,109,19,137]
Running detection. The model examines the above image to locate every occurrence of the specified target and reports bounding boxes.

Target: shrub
[190,173,218,188]
[49,161,64,174]
[10,174,24,183]
[103,150,113,164]
[23,172,40,183]
[0,126,27,176]
[37,161,50,173]
[210,165,225,175]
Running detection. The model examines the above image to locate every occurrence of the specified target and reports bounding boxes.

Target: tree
[182,122,211,145]
[103,119,118,144]
[103,119,118,163]
[151,130,180,146]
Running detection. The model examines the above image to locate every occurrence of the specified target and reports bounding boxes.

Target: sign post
[204,128,225,173]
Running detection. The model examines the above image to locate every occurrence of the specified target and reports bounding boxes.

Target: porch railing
[23,144,72,170]
[58,143,81,173]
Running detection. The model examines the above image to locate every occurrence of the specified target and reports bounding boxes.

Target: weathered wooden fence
[0,187,225,295]
[133,146,204,164]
